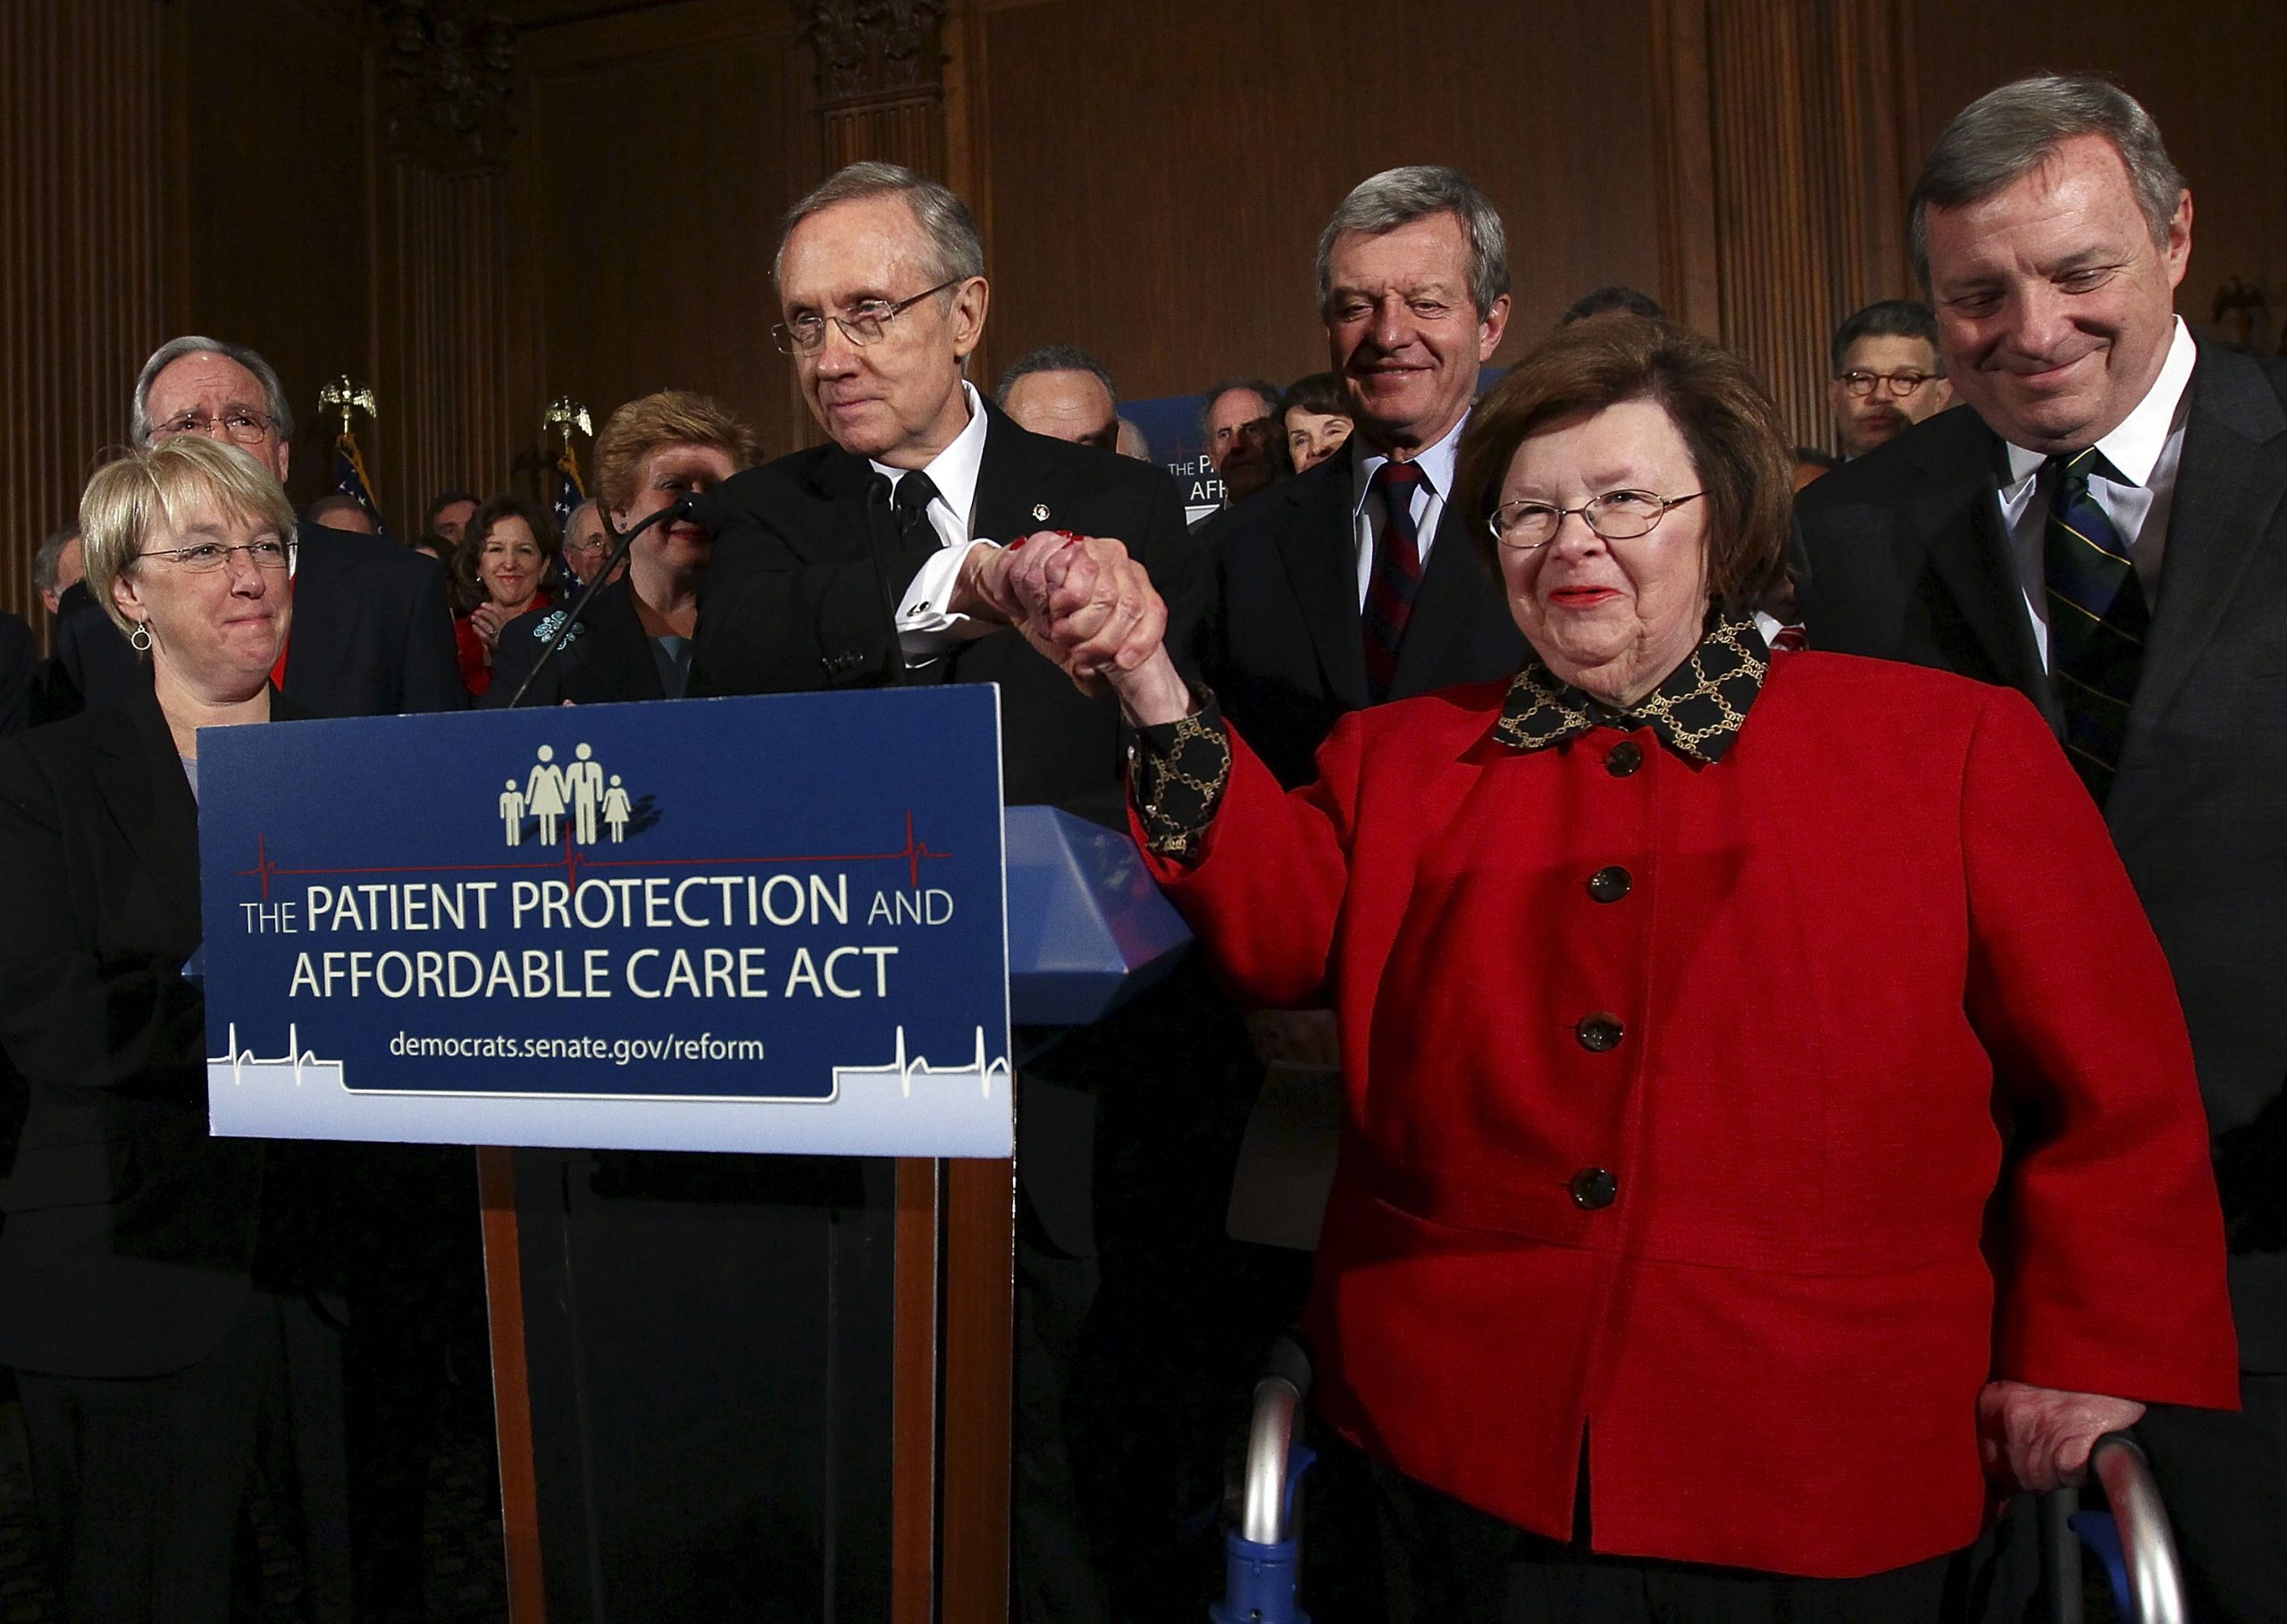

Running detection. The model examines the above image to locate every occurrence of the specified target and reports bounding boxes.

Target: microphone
[504,497,701,708]
[671,488,732,531]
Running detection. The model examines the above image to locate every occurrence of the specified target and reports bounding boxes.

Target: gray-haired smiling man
[1797,74,2287,1621]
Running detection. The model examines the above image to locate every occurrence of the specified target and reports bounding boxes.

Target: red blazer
[1143,650,2237,1579]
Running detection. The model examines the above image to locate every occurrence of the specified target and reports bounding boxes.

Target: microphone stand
[505,497,691,709]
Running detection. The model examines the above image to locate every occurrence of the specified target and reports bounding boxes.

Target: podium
[196,697,1188,1623]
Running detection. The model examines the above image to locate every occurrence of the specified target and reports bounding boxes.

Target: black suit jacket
[1196,439,1527,787]
[1795,341,2287,1365]
[483,576,669,709]
[0,685,318,1377]
[43,519,464,721]
[693,400,1206,829]
[0,611,29,737]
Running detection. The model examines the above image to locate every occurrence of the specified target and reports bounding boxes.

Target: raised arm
[1001,537,1355,1008]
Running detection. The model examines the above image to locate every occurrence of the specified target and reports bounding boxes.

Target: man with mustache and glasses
[1796,74,2287,1624]
[1824,298,1955,459]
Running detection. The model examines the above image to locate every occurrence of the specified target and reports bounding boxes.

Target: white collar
[1352,410,1469,515]
[2002,316,2196,490]
[871,380,989,532]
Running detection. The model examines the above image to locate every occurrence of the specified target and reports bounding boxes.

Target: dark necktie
[1361,459,1427,703]
[2041,447,2148,800]
[892,469,942,552]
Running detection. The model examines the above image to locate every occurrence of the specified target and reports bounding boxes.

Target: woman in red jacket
[1000,316,2238,1619]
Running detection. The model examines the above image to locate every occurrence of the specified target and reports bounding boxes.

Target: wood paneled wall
[968,0,1671,414]
[0,0,528,624]
[506,0,812,475]
[373,158,517,529]
[0,0,164,625]
[167,0,373,497]
[967,0,1921,446]
[1694,0,1922,445]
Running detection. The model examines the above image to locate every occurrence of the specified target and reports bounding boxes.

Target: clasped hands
[954,530,1191,724]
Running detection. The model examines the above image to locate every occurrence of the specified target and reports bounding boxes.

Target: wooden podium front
[477,1146,1013,1624]
[185,699,1135,1624]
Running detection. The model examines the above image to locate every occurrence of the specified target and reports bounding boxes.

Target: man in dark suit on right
[1796,74,2287,1622]
[1199,165,1525,789]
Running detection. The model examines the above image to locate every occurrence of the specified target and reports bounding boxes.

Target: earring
[129,623,152,652]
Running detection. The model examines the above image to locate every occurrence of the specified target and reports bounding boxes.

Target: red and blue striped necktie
[1361,458,1427,702]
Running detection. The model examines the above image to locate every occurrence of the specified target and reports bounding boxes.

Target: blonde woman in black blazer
[0,436,348,1623]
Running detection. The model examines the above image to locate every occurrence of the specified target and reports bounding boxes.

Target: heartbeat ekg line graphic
[833,1026,1010,1100]
[209,1022,341,1089]
[239,809,954,898]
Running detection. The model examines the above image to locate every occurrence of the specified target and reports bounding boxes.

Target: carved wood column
[370,1,518,526]
[1655,0,1920,449]
[0,0,164,631]
[799,1,951,180]
[793,2,974,409]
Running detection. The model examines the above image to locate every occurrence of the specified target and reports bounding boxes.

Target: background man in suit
[1825,297,1954,459]
[1199,377,1279,509]
[44,336,463,722]
[422,489,478,551]
[996,344,1122,450]
[694,162,1249,1622]
[1197,166,1524,790]
[1182,166,1528,1622]
[32,522,80,616]
[305,490,381,535]
[1796,74,2287,1623]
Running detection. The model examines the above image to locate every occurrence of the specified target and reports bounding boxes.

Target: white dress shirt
[2000,317,2197,666]
[1350,413,1469,609]
[878,381,994,657]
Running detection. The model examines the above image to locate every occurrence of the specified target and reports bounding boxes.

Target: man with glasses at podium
[692,162,1254,1621]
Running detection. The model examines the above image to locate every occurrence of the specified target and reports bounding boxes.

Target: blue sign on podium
[198,687,1013,1157]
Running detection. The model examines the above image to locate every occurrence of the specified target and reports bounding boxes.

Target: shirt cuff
[1129,691,1231,861]
[896,539,995,657]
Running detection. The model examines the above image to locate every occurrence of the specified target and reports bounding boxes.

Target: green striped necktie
[2041,447,2148,800]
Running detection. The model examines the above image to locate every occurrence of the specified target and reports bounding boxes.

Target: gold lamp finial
[318,375,378,438]
[544,396,593,442]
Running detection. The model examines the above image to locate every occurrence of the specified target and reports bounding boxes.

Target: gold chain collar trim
[1491,615,1770,765]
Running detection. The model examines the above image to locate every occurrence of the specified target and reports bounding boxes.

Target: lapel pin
[1031,503,1050,523]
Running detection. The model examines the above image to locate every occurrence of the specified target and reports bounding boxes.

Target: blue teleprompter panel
[1003,806,1191,1026]
[199,686,1012,1157]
